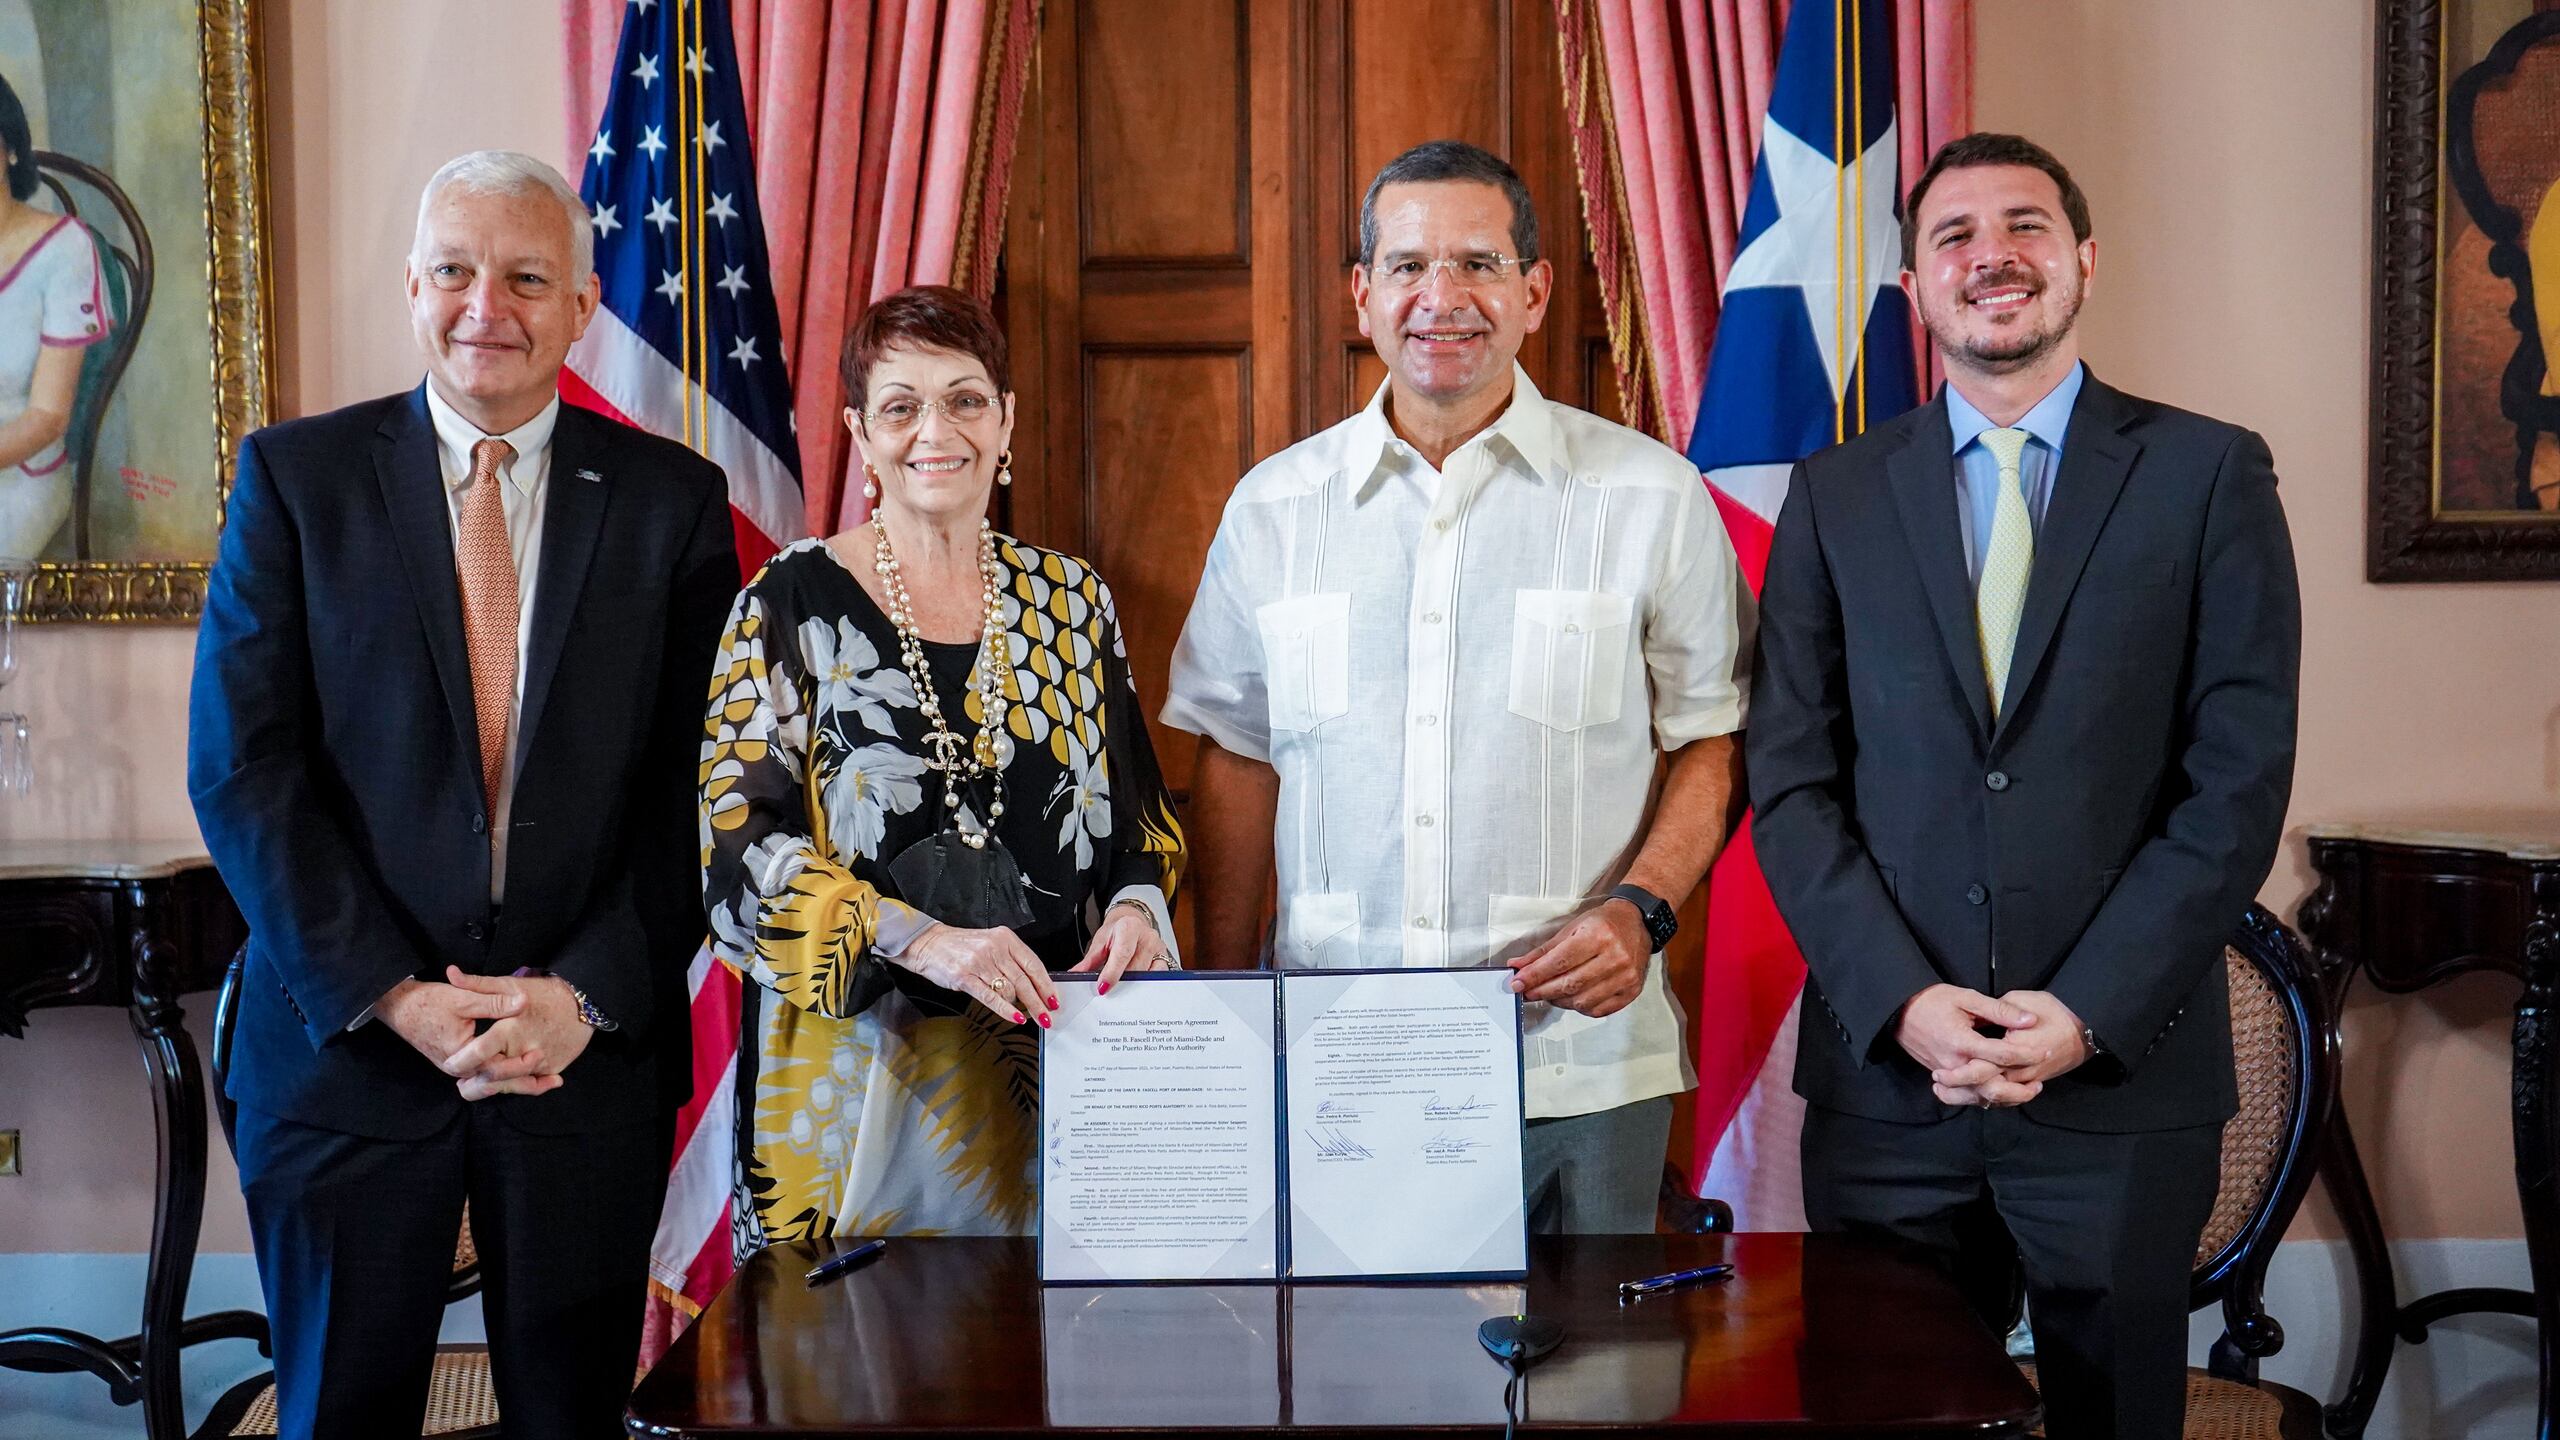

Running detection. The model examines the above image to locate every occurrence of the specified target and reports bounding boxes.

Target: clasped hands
[377,967,595,1101]
[1895,983,2091,1108]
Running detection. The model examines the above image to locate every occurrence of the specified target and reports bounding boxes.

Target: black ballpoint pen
[805,1238,889,1287]
[1616,1262,1734,1300]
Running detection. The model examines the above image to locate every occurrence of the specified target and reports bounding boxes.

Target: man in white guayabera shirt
[1162,140,1750,1233]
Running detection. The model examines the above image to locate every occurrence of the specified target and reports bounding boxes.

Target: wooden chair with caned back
[27,150,152,562]
[194,948,499,1440]
[2015,903,2337,1439]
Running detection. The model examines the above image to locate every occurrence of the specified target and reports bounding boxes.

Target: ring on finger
[989,973,1011,995]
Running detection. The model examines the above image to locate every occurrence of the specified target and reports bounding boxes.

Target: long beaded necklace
[871,516,1012,849]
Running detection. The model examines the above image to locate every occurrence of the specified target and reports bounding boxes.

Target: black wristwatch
[1606,884,1678,952]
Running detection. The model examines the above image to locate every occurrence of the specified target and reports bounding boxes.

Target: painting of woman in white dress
[0,0,270,619]
[0,68,104,560]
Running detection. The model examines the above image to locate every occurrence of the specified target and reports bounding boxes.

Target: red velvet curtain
[566,0,1038,534]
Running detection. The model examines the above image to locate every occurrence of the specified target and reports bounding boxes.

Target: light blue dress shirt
[1943,362,2086,584]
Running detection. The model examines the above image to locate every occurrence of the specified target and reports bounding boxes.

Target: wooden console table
[2299,818,2558,1440]
[0,842,260,1440]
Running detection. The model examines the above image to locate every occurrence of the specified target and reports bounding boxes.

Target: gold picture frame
[19,0,271,621]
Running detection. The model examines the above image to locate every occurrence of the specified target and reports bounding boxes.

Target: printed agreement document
[1041,973,1281,1282]
[1040,969,1525,1282]
[1281,968,1526,1278]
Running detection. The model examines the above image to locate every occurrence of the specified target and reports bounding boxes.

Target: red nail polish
[1037,1013,1052,1029]
[1097,980,1112,996]
[1014,1011,1028,1024]
[1048,995,1060,1011]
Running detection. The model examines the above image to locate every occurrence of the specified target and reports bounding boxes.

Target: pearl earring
[996,448,1013,488]
[862,464,879,502]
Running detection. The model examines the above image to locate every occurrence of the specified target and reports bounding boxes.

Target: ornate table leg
[122,881,272,1436]
[2300,853,2398,1440]
[2518,864,2558,1440]
[127,876,206,1440]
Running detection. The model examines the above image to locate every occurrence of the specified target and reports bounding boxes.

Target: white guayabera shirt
[1163,368,1751,1119]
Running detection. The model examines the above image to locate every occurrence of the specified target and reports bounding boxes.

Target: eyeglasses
[858,392,999,433]
[1366,252,1529,292]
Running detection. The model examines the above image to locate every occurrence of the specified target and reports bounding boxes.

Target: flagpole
[1852,0,1867,438]
[1832,0,1848,446]
[690,0,712,458]
[672,0,692,450]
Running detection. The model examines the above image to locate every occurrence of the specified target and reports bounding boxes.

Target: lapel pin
[575,468,602,483]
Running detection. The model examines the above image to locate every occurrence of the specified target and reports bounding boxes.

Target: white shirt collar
[1347,363,1563,499]
[422,381,560,496]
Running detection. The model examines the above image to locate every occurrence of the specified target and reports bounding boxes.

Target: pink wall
[3,0,2550,1254]
[0,0,568,1255]
[1976,0,2559,1243]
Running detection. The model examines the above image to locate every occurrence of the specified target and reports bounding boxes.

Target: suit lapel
[515,404,609,778]
[1994,375,2142,745]
[1885,397,1995,741]
[373,386,481,766]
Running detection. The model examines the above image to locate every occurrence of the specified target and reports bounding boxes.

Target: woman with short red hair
[700,284,1184,1241]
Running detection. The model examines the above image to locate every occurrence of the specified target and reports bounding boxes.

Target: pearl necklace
[871,516,1011,849]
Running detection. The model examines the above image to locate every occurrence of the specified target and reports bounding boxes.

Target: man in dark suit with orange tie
[1746,134,2301,1439]
[189,150,736,1439]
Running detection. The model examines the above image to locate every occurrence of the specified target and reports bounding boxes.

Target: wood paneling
[1079,0,1247,264]
[1586,335,1628,427]
[1340,0,1510,263]
[1081,348,1250,795]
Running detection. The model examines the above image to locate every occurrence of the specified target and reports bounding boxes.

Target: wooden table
[2299,818,2560,1440]
[625,1233,2042,1437]
[0,842,258,1440]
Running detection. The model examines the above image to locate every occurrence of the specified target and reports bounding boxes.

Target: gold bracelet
[1106,898,1159,931]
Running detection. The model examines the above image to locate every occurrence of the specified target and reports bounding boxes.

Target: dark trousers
[1522,1094,1673,1234]
[1800,1102,2222,1440]
[235,1099,671,1440]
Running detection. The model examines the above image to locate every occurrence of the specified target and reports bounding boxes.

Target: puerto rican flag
[564,0,802,1356]
[1687,0,1919,1230]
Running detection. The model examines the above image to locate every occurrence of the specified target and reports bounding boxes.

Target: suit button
[465,921,488,941]
[1984,771,2010,791]
[1966,885,1988,906]
[471,814,487,834]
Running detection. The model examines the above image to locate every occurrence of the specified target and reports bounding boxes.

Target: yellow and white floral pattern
[701,537,1184,1245]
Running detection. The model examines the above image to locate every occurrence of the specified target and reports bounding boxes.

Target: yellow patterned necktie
[1975,426,2033,720]
[456,436,519,824]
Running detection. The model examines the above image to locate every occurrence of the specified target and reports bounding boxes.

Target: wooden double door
[999,0,1624,799]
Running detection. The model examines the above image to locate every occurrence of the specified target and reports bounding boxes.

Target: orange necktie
[456,437,518,822]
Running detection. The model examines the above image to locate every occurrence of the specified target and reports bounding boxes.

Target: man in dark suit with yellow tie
[188,150,736,1439]
[1746,133,2301,1439]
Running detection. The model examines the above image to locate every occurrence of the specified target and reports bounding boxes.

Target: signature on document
[1308,1127,1375,1160]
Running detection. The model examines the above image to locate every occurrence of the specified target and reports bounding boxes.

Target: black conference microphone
[1477,1313,1565,1366]
[1478,1313,1565,1440]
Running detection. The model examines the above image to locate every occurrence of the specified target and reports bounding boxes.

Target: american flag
[1685,0,1919,1230]
[562,0,801,1357]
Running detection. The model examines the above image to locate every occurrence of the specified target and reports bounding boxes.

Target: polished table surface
[626,1233,2042,1437]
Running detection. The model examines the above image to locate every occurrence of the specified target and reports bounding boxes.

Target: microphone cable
[1500,1341,1526,1440]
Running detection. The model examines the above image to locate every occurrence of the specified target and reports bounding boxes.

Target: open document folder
[1038,968,1527,1283]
